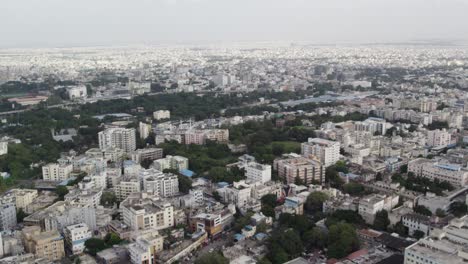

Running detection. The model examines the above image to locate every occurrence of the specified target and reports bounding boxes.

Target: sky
[1,0,468,48]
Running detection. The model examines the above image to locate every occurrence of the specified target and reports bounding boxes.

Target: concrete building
[408,158,468,187]
[120,193,174,231]
[401,214,430,237]
[301,138,340,167]
[152,155,188,172]
[217,181,252,209]
[63,223,92,255]
[22,226,65,261]
[98,128,137,153]
[0,204,17,231]
[273,153,325,184]
[42,163,73,181]
[0,189,38,210]
[66,85,87,100]
[354,118,390,136]
[139,122,152,140]
[142,170,179,198]
[419,100,437,113]
[404,216,468,264]
[131,148,163,164]
[358,194,399,224]
[0,141,7,156]
[427,129,451,148]
[245,162,271,183]
[128,231,164,264]
[153,110,170,120]
[115,177,141,201]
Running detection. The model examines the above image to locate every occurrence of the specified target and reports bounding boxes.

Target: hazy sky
[2,0,468,48]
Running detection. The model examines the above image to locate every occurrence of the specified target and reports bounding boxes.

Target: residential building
[217,181,252,208]
[152,155,188,172]
[128,231,164,264]
[245,162,271,183]
[408,158,468,187]
[42,163,73,181]
[273,153,325,184]
[131,148,163,164]
[354,118,390,136]
[120,193,174,231]
[153,110,170,120]
[0,189,38,210]
[190,213,223,237]
[0,204,17,231]
[301,138,340,167]
[358,194,399,224]
[139,122,152,140]
[142,170,179,198]
[98,128,136,153]
[22,226,65,261]
[401,214,430,237]
[63,223,92,255]
[115,177,141,201]
[427,129,451,147]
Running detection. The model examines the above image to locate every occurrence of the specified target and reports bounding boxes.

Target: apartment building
[63,223,92,255]
[0,204,17,231]
[0,189,38,210]
[115,177,141,201]
[142,170,179,198]
[358,194,399,224]
[139,122,152,140]
[42,163,73,181]
[245,162,271,183]
[301,138,340,167]
[85,147,125,163]
[217,181,252,208]
[22,226,65,261]
[120,193,174,231]
[273,153,325,184]
[404,216,468,264]
[427,129,451,147]
[152,155,188,172]
[408,158,468,187]
[153,110,170,120]
[354,117,390,136]
[128,231,164,264]
[131,148,163,164]
[98,127,136,153]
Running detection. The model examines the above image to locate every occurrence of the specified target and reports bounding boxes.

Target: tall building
[245,162,271,183]
[98,128,136,153]
[301,138,340,167]
[64,223,92,255]
[153,110,170,120]
[0,204,17,231]
[404,216,468,264]
[427,129,451,147]
[139,122,152,140]
[128,231,164,264]
[22,226,65,261]
[120,193,174,231]
[273,153,325,184]
[42,163,73,182]
[66,85,87,100]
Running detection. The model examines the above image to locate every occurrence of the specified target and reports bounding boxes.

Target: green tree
[343,182,366,196]
[413,230,426,239]
[104,233,122,246]
[414,205,432,216]
[305,191,329,213]
[261,194,278,218]
[55,186,69,200]
[100,191,118,207]
[178,174,192,194]
[450,202,468,217]
[327,223,360,259]
[195,252,229,264]
[393,222,408,237]
[84,238,107,256]
[303,227,327,249]
[16,208,29,223]
[373,210,390,231]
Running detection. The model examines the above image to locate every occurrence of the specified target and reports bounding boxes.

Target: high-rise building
[0,204,17,231]
[245,162,271,183]
[42,163,73,181]
[98,128,136,153]
[301,138,340,167]
[139,122,152,140]
[63,223,92,255]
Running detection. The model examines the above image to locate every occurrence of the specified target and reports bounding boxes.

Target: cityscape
[1,1,468,264]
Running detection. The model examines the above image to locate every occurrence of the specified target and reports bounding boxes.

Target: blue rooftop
[217,182,229,188]
[255,233,268,240]
[179,169,195,177]
[436,164,461,171]
[234,233,245,241]
[244,225,254,231]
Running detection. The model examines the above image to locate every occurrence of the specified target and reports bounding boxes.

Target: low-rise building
[22,226,65,261]
[152,155,188,172]
[408,158,468,187]
[128,231,164,264]
[63,223,92,255]
[131,148,163,164]
[358,194,399,224]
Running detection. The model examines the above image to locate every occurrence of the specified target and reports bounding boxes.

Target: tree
[104,233,122,246]
[16,208,29,223]
[178,174,192,194]
[261,194,278,218]
[413,230,426,239]
[414,205,432,216]
[435,208,446,218]
[327,223,360,259]
[373,210,390,231]
[393,222,408,237]
[55,186,69,200]
[343,182,366,196]
[305,191,329,213]
[100,191,117,207]
[195,252,229,264]
[212,191,221,202]
[399,164,408,173]
[450,202,468,217]
[84,238,107,256]
[303,227,327,249]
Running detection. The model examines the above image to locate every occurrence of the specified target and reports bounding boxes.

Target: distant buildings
[0,189,38,210]
[301,138,340,167]
[358,194,399,224]
[274,153,325,184]
[139,122,152,140]
[98,127,137,153]
[354,117,391,136]
[42,163,73,181]
[0,141,7,156]
[153,110,170,120]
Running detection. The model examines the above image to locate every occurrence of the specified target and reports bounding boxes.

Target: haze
[2,0,468,48]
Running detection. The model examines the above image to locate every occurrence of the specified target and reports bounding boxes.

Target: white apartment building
[245,162,271,184]
[153,110,170,120]
[217,181,252,208]
[63,223,92,255]
[0,204,17,231]
[152,155,188,172]
[115,177,141,201]
[358,194,399,224]
[354,117,390,136]
[42,163,73,181]
[419,100,437,113]
[301,138,340,167]
[98,128,136,153]
[120,193,174,231]
[66,85,87,100]
[0,189,38,210]
[404,216,468,264]
[141,169,179,198]
[408,158,468,187]
[401,214,430,237]
[139,122,152,140]
[0,141,7,156]
[128,231,164,264]
[427,129,451,147]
